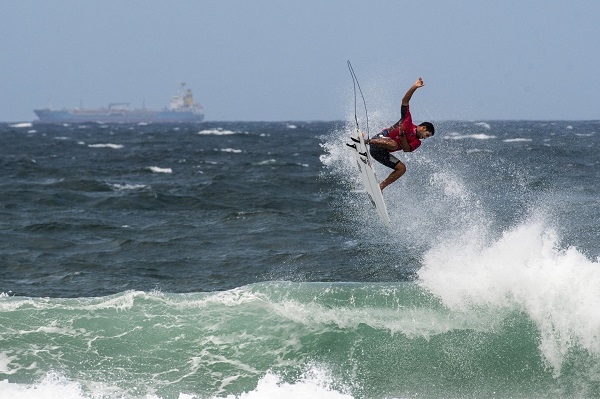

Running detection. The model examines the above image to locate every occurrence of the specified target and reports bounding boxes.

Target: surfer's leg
[369,146,397,168]
[369,147,405,190]
[380,161,406,191]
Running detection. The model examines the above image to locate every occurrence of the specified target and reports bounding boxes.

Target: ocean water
[0,120,599,399]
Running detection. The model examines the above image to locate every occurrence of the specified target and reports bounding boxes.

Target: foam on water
[217,367,354,399]
[0,374,86,399]
[0,367,355,399]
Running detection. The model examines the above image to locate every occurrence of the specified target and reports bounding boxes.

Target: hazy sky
[2,1,599,122]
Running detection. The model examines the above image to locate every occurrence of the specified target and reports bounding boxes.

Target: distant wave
[88,143,124,149]
[503,138,533,143]
[445,132,497,140]
[220,148,242,153]
[9,122,32,128]
[256,159,277,165]
[147,166,172,174]
[110,183,149,191]
[198,128,237,135]
[466,148,494,154]
[474,122,491,129]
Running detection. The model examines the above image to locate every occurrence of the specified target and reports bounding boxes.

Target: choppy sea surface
[0,120,599,399]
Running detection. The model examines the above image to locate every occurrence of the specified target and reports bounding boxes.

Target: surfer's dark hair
[419,122,435,135]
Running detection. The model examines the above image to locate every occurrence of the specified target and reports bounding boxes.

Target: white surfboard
[347,130,391,227]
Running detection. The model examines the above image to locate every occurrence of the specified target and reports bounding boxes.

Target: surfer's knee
[394,161,406,175]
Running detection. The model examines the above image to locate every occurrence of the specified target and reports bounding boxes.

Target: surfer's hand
[414,77,424,88]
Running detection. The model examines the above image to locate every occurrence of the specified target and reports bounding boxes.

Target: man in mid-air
[366,77,435,191]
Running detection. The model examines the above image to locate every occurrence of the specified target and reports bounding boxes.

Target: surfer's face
[417,126,433,139]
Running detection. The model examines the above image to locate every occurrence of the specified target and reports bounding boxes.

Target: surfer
[366,77,435,191]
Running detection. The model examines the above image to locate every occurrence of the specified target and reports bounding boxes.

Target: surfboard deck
[347,130,391,227]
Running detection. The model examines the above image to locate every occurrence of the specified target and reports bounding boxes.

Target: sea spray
[418,216,600,374]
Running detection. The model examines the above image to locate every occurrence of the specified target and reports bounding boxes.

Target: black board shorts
[369,144,400,169]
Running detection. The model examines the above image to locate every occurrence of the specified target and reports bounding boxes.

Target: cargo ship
[33,84,204,124]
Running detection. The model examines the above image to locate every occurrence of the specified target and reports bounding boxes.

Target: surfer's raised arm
[401,77,425,106]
